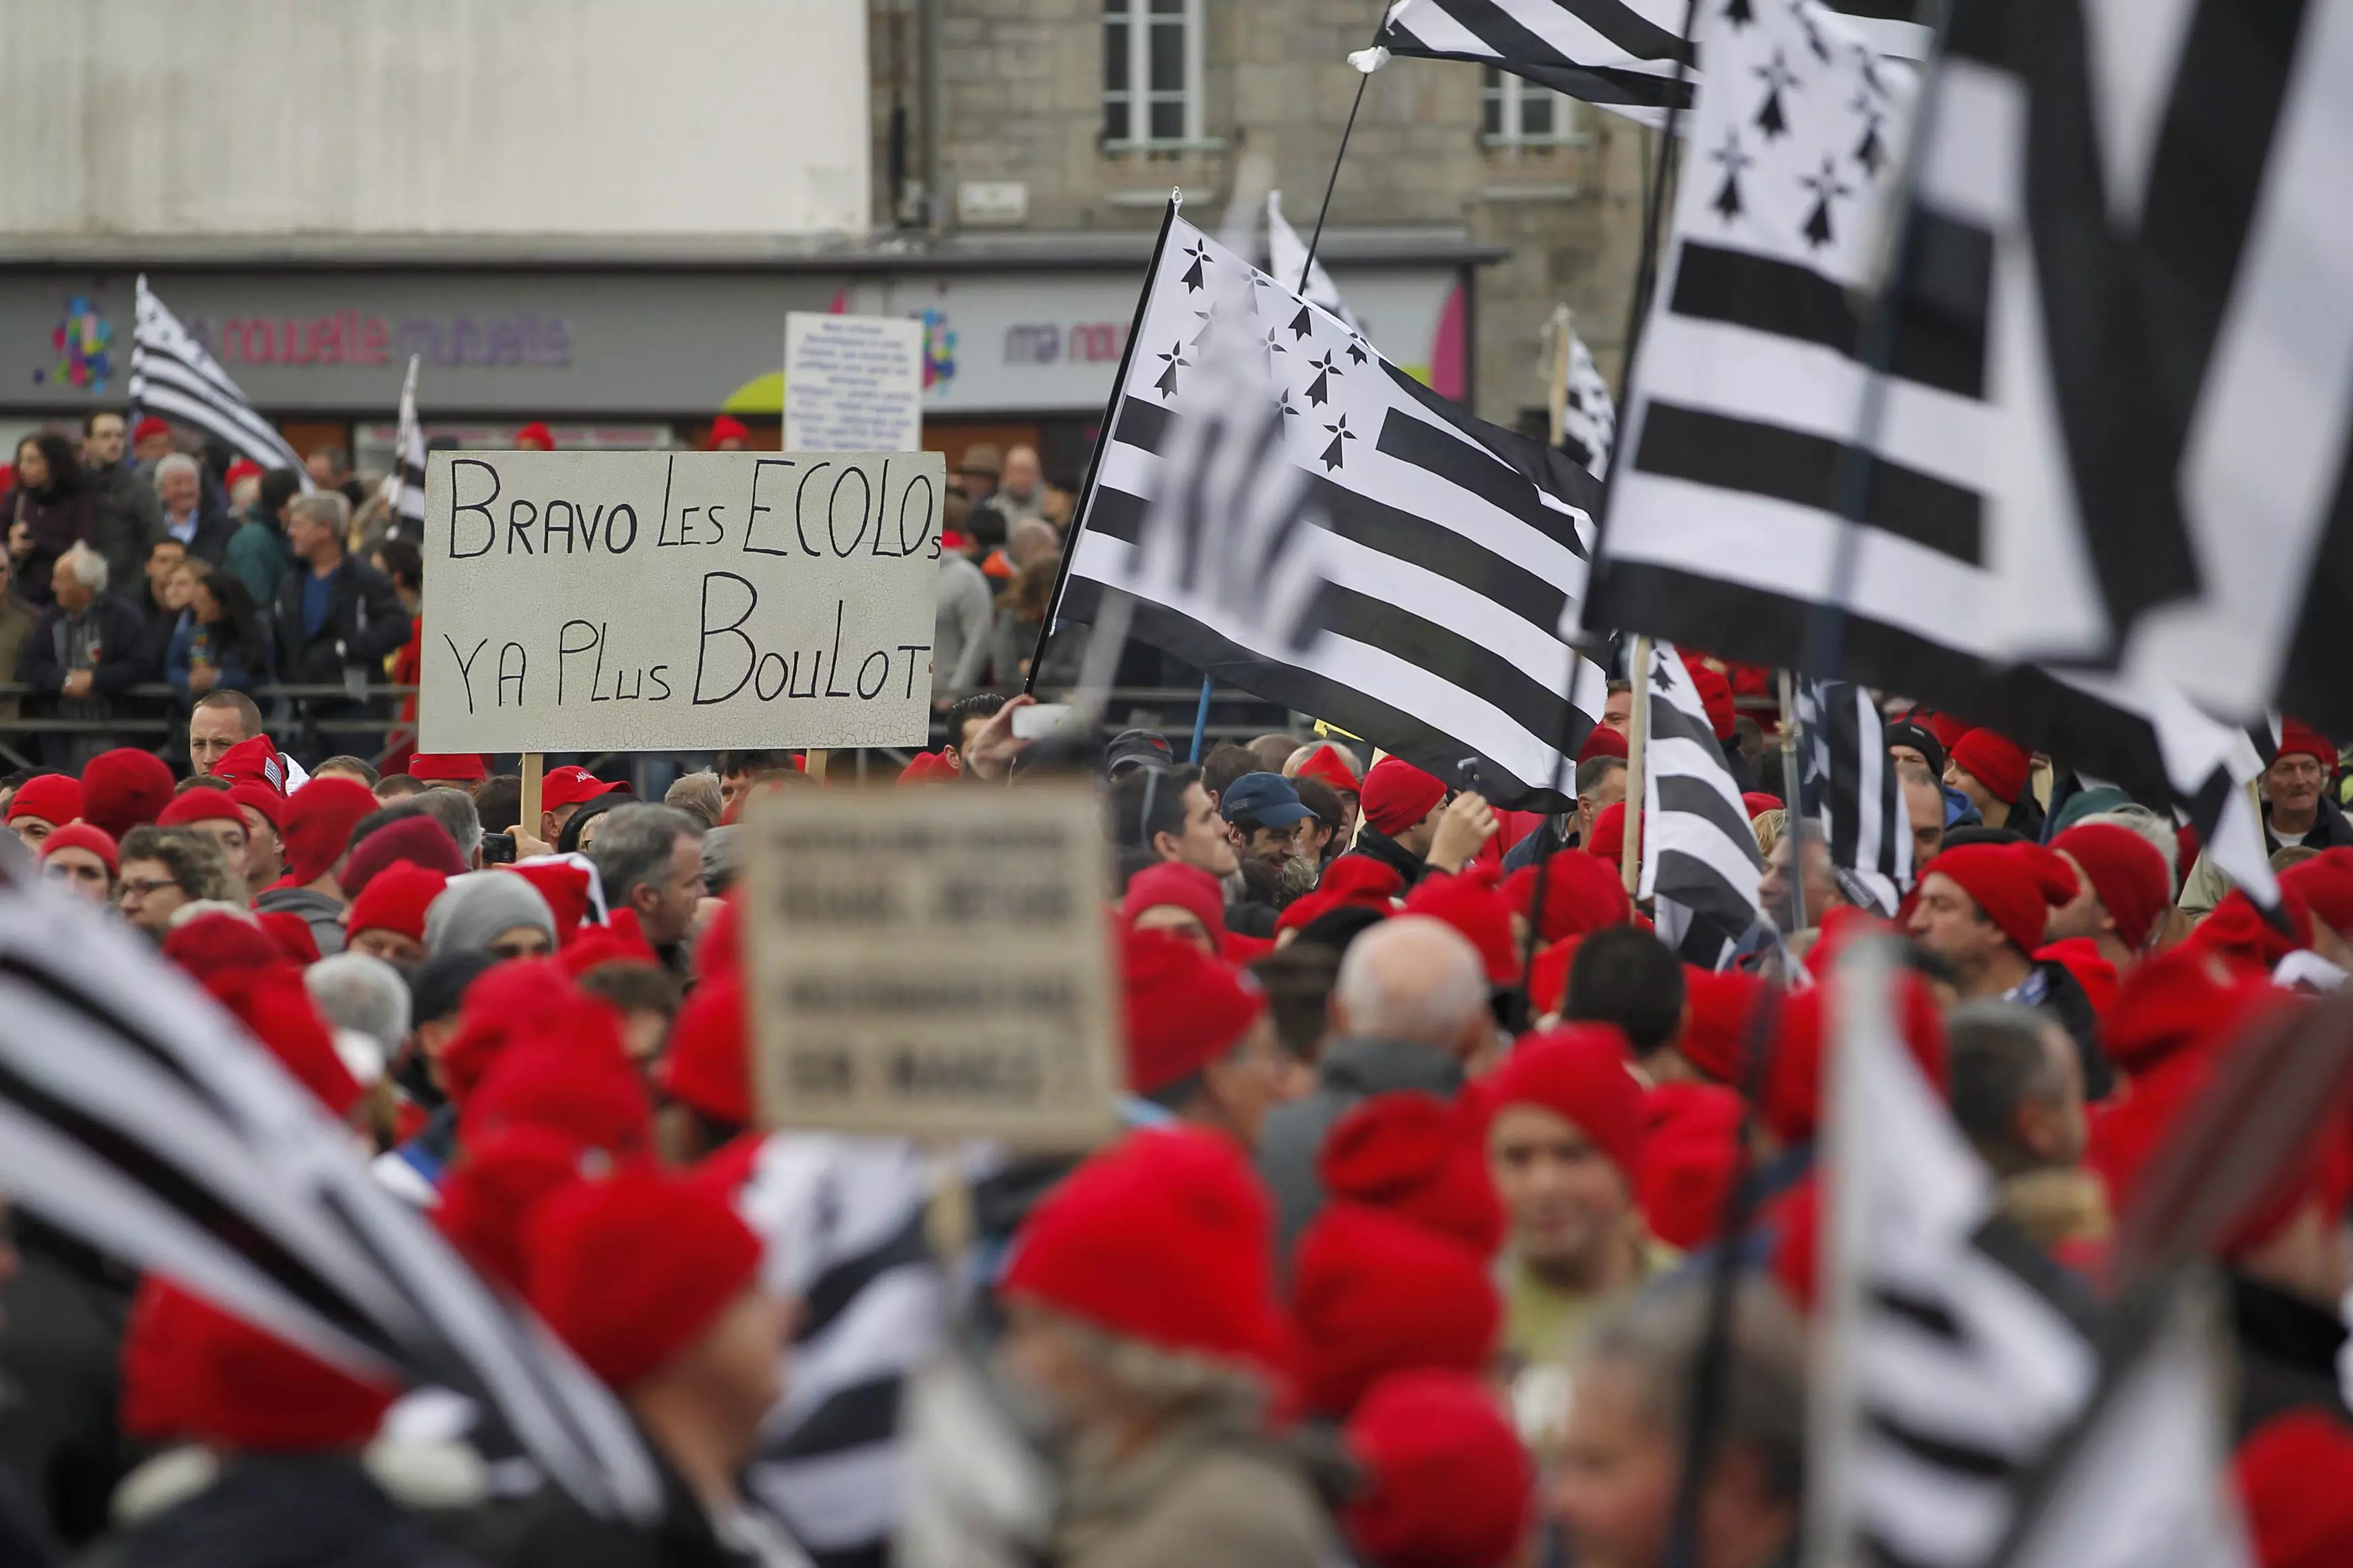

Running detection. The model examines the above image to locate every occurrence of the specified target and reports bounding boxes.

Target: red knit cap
[1527,936,1581,1018]
[1404,869,1521,985]
[660,971,753,1126]
[1682,657,1737,741]
[162,911,284,981]
[1640,1082,1745,1250]
[255,911,321,965]
[1289,1204,1500,1418]
[1002,1127,1285,1370]
[897,751,955,784]
[1583,801,1634,864]
[1918,843,2078,954]
[1577,725,1629,763]
[695,892,744,983]
[1763,972,1948,1145]
[506,861,593,944]
[158,790,248,830]
[204,964,362,1117]
[228,782,285,834]
[1121,929,1267,1096]
[1318,856,1407,908]
[407,753,487,784]
[2188,886,2314,978]
[1318,1092,1504,1255]
[464,1009,652,1155]
[2050,823,2170,952]
[1122,862,1228,944]
[1486,1025,1647,1182]
[1359,758,1447,837]
[2282,848,2353,936]
[2034,938,2118,1020]
[211,735,292,794]
[122,1279,396,1452]
[223,458,262,489]
[2237,1411,2353,1568]
[282,778,379,886]
[1679,968,1767,1083]
[132,415,171,444]
[79,749,175,839]
[514,421,556,451]
[707,415,752,449]
[559,907,662,976]
[436,1126,608,1294]
[526,1167,764,1391]
[1345,1372,1531,1568]
[436,960,586,1104]
[1948,729,2030,804]
[2103,946,2274,1079]
[2276,717,2338,773]
[1741,791,1784,821]
[1500,852,1634,944]
[1294,743,1363,796]
[40,822,119,876]
[340,815,466,897]
[346,862,449,943]
[1922,710,1972,754]
[4,772,81,826]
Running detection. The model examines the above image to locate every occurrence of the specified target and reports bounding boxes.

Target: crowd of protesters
[3,411,2353,1567]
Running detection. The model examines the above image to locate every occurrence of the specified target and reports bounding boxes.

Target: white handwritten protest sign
[743,784,1123,1148]
[786,313,924,452]
[420,450,942,754]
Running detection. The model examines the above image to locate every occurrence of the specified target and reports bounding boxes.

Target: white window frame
[1104,0,1210,152]
[1480,66,1586,149]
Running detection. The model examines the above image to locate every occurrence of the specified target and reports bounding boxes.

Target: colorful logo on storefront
[45,296,114,393]
[917,308,957,390]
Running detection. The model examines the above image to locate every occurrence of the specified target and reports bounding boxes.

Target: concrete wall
[0,0,871,237]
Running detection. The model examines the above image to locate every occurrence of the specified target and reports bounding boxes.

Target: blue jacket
[163,611,264,700]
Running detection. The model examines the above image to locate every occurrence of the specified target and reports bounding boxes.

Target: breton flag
[1361,0,1931,124]
[1053,205,1611,807]
[0,860,660,1522]
[1265,190,1363,334]
[382,354,428,546]
[130,276,310,484]
[1559,323,1616,479]
[1795,679,1909,917]
[1638,642,1762,968]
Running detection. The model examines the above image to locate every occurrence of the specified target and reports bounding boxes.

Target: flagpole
[1778,670,1808,932]
[1188,679,1213,762]
[1622,636,1650,897]
[1297,13,1390,286]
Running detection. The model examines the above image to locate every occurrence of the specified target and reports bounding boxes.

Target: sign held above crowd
[742,783,1123,1149]
[420,449,942,755]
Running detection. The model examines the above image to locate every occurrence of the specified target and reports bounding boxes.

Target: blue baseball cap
[1221,772,1314,828]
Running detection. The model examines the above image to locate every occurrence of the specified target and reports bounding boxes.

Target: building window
[1482,66,1581,147]
[1105,0,1202,149]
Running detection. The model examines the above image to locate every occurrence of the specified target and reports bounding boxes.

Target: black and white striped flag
[1361,0,1931,124]
[1796,679,1910,917]
[1639,642,1762,968]
[1266,190,1363,335]
[0,857,660,1521]
[1560,324,1616,479]
[130,276,310,483]
[382,354,428,545]
[1053,204,1611,807]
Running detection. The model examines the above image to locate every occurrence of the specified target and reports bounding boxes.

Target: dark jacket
[17,591,153,700]
[5,487,95,606]
[1502,815,1574,872]
[85,463,165,593]
[0,1223,132,1553]
[2230,1271,2351,1440]
[1337,824,1431,889]
[2024,958,2110,1102]
[95,1452,478,1568]
[471,1448,768,1568]
[223,513,294,609]
[160,503,239,569]
[274,555,409,689]
[1259,1038,1465,1262]
[164,612,266,701]
[2266,793,2353,855]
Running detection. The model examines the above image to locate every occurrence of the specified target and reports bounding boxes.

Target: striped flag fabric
[130,276,310,483]
[1795,678,1909,917]
[1363,0,1931,124]
[382,354,428,545]
[1053,204,1611,807]
[1638,641,1762,968]
[0,859,660,1522]
[1559,323,1616,478]
[1265,190,1362,333]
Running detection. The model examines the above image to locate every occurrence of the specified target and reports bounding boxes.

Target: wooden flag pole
[1778,671,1808,932]
[1622,636,1650,897]
[518,753,543,852]
[806,750,830,783]
[1545,305,1574,448]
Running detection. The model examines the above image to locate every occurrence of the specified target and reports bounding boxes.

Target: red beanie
[559,907,661,976]
[158,791,249,831]
[1290,1204,1500,1419]
[79,749,175,839]
[2050,823,2170,952]
[660,972,753,1126]
[436,1126,606,1294]
[1923,710,1972,754]
[4,772,81,826]
[340,815,466,897]
[506,861,594,944]
[1919,843,2078,954]
[465,1011,652,1155]
[1318,856,1407,908]
[122,1280,395,1452]
[513,421,557,452]
[132,415,172,444]
[212,735,292,794]
[2102,946,2275,1079]
[162,911,284,981]
[1122,862,1228,945]
[40,821,119,876]
[526,1167,763,1391]
[1486,1025,1646,1183]
[1318,1091,1504,1255]
[897,750,955,784]
[1501,852,1634,944]
[228,782,285,835]
[2237,1411,2353,1568]
[1948,729,2031,804]
[1577,725,1629,762]
[407,753,487,784]
[2282,847,2353,936]
[1679,968,1767,1083]
[204,964,362,1117]
[1121,929,1267,1096]
[1640,1082,1745,1249]
[1359,758,1447,837]
[1763,972,1948,1145]
[282,778,379,887]
[1002,1127,1284,1370]
[1741,791,1784,821]
[223,458,263,489]
[2034,937,2118,1020]
[346,862,449,942]
[1404,869,1521,985]
[437,960,586,1105]
[1527,936,1581,1018]
[1295,743,1363,796]
[695,892,744,983]
[1345,1372,1530,1568]
[255,911,321,965]
[1682,657,1737,741]
[707,415,752,449]
[2275,717,2338,774]
[2188,886,2314,978]
[1584,801,1634,865]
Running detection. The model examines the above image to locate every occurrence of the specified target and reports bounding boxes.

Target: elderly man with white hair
[151,452,237,566]
[16,542,155,769]
[1254,913,1494,1259]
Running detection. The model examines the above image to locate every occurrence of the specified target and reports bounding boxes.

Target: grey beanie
[424,871,559,959]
